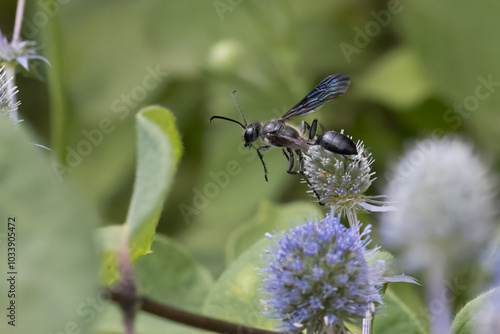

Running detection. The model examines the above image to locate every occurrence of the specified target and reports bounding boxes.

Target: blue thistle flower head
[261,211,378,334]
[303,139,393,228]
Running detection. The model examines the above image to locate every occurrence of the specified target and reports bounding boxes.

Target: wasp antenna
[209,115,246,129]
[231,90,248,127]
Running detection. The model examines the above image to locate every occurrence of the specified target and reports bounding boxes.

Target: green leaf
[98,106,182,285]
[356,47,433,110]
[225,201,323,264]
[0,119,99,333]
[96,225,123,285]
[134,235,214,312]
[93,234,213,334]
[126,106,182,255]
[451,287,499,334]
[203,237,278,331]
[373,288,429,334]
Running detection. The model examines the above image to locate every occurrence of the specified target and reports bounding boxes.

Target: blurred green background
[1,0,500,280]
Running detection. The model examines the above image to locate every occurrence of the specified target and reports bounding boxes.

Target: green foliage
[397,0,500,151]
[357,47,433,110]
[373,288,429,334]
[450,287,499,334]
[3,0,500,332]
[203,237,278,331]
[0,118,99,333]
[125,106,182,258]
[93,234,213,334]
[98,106,182,285]
[225,200,323,264]
[13,0,498,279]
[41,5,69,162]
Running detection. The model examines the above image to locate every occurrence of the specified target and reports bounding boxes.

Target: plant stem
[362,311,372,334]
[12,0,26,45]
[108,289,288,334]
[41,4,69,162]
[425,254,451,334]
[117,236,137,334]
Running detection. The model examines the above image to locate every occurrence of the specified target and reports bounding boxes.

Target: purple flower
[261,210,416,333]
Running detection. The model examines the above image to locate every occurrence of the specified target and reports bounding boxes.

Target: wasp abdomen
[315,131,357,155]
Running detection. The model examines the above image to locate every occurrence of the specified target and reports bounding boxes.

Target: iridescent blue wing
[279,74,350,121]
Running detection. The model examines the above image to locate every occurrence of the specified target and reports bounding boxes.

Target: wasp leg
[296,149,325,205]
[282,148,291,168]
[285,148,300,175]
[302,174,324,204]
[282,148,290,160]
[300,121,311,136]
[296,149,305,173]
[302,172,325,205]
[309,118,319,140]
[258,145,271,151]
[283,148,294,173]
[256,148,269,182]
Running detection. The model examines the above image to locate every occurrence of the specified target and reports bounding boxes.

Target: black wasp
[210,73,357,181]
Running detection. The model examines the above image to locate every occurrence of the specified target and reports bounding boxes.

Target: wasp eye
[243,129,253,144]
[243,127,256,144]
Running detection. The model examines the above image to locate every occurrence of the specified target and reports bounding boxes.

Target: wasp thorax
[243,122,261,146]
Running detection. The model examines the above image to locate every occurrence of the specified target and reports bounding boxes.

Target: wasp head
[243,122,261,147]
